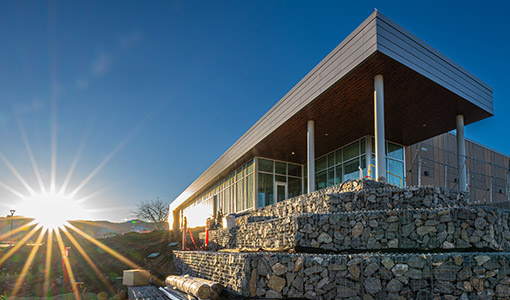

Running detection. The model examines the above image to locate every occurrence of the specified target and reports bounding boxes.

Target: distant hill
[0,216,166,241]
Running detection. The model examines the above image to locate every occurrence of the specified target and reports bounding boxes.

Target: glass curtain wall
[304,137,405,192]
[369,137,405,187]
[305,138,367,191]
[257,158,303,207]
[182,160,254,227]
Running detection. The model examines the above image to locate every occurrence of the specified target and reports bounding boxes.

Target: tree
[132,198,169,230]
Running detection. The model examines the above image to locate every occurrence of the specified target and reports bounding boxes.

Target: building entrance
[275,182,287,202]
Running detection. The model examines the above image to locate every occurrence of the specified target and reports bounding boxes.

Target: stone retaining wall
[235,186,467,226]
[174,251,252,295]
[174,251,510,299]
[211,207,510,252]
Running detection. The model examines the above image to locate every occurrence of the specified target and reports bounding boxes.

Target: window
[275,162,286,175]
[316,156,327,172]
[288,163,301,177]
[387,159,404,187]
[388,142,404,160]
[288,177,301,198]
[316,170,327,190]
[344,141,360,161]
[258,159,273,173]
[246,174,254,209]
[258,173,274,207]
[344,158,360,181]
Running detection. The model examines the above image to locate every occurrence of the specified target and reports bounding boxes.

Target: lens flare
[20,192,85,230]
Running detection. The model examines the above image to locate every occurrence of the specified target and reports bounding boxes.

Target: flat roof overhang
[170,11,493,212]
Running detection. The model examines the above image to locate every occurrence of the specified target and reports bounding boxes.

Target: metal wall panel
[170,12,380,211]
[170,11,495,214]
[375,13,493,114]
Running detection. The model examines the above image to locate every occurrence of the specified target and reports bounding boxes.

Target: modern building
[169,11,508,229]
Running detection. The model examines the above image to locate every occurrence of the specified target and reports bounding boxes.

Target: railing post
[507,172,510,202]
[444,165,448,188]
[489,177,493,203]
[418,157,422,186]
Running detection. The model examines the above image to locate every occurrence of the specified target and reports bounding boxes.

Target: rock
[475,217,488,229]
[266,289,282,298]
[454,256,463,266]
[442,241,455,249]
[388,239,399,248]
[312,257,324,265]
[474,255,490,266]
[267,275,286,292]
[382,257,395,269]
[292,276,303,290]
[471,278,484,292]
[417,226,436,236]
[294,257,304,272]
[272,263,287,276]
[457,239,471,248]
[434,262,460,281]
[258,258,270,275]
[425,220,439,226]
[286,273,296,286]
[364,277,382,295]
[392,264,409,277]
[304,265,321,275]
[317,232,332,244]
[256,287,266,297]
[336,286,357,298]
[401,223,414,237]
[367,194,377,203]
[304,290,316,299]
[316,277,329,290]
[348,265,360,279]
[408,256,426,269]
[364,263,379,277]
[386,215,399,223]
[435,281,455,293]
[496,284,510,297]
[352,222,363,238]
[386,278,403,293]
[406,268,422,279]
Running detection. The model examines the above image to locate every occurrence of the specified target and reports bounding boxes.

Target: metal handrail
[367,163,403,187]
[386,171,403,187]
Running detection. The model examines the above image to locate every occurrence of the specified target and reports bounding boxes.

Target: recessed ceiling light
[325,133,328,136]
[422,124,427,127]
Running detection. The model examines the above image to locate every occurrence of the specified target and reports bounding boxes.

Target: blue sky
[0,1,508,221]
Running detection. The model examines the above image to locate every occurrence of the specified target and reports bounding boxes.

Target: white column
[374,74,386,182]
[307,120,315,193]
[456,114,467,192]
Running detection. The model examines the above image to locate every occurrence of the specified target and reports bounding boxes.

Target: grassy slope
[0,229,183,299]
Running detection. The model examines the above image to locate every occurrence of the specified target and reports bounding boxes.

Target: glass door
[275,182,287,202]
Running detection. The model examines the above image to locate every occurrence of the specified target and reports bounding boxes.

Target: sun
[20,192,85,230]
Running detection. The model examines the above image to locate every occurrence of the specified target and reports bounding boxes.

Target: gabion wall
[175,251,510,299]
